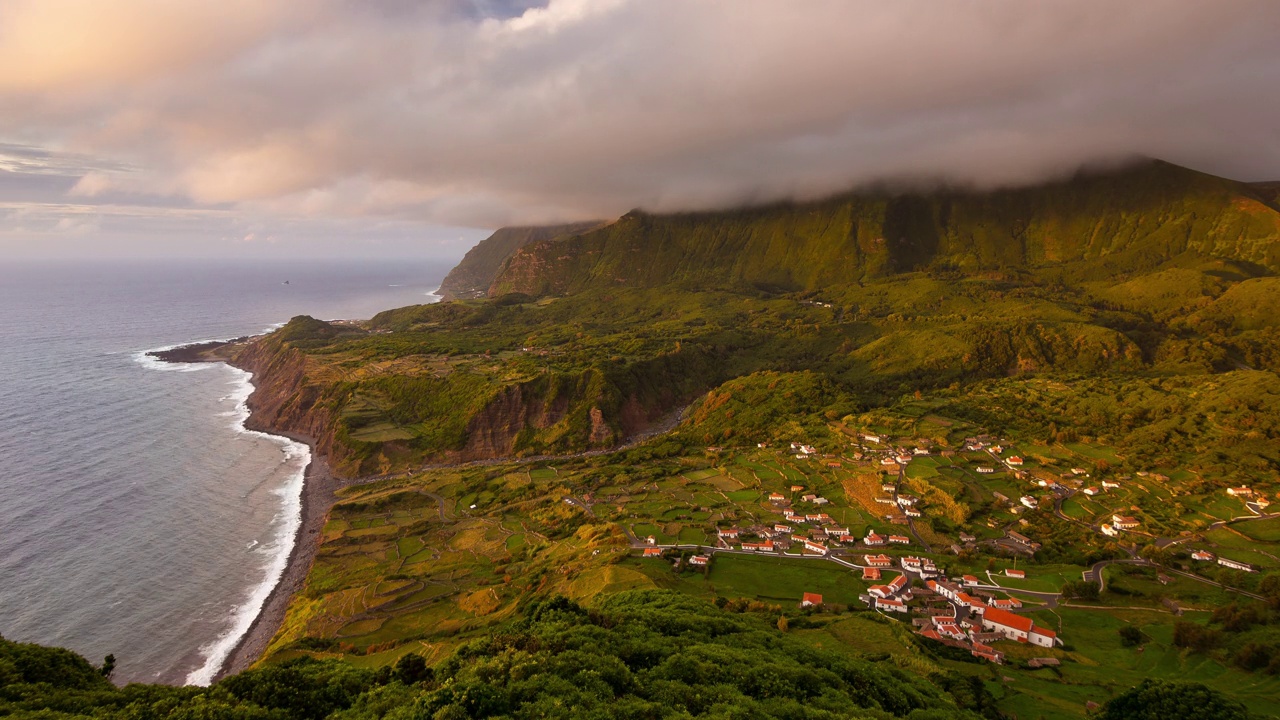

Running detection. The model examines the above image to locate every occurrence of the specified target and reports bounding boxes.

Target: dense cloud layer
[3,0,1280,236]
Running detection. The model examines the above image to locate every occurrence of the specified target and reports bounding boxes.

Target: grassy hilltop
[10,159,1280,719]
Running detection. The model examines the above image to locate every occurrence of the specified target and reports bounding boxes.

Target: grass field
[629,552,871,606]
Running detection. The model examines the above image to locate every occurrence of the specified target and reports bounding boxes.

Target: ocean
[0,259,450,685]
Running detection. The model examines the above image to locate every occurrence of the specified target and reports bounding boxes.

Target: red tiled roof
[802,592,823,605]
[983,606,1033,633]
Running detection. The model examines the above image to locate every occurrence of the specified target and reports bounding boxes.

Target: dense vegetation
[1,593,999,719]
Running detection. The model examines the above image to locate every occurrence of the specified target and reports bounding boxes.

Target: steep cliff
[490,160,1280,297]
[230,316,711,476]
[437,221,609,300]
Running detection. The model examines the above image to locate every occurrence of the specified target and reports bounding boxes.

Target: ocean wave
[424,286,442,303]
[184,365,308,687]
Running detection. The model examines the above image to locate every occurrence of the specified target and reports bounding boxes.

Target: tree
[100,654,115,679]
[1061,579,1099,600]
[1118,626,1143,647]
[1099,679,1247,720]
[776,616,789,632]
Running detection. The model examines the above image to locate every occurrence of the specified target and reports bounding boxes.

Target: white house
[982,607,1059,648]
[1218,557,1255,572]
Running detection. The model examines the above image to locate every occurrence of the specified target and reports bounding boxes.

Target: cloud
[2,0,1279,229]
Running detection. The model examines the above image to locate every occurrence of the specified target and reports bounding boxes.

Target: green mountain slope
[491,161,1280,297]
[437,221,608,300]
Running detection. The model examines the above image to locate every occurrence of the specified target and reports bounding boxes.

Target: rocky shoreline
[148,338,356,683]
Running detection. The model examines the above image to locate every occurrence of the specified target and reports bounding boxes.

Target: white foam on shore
[132,323,284,374]
[184,364,308,686]
[424,286,443,303]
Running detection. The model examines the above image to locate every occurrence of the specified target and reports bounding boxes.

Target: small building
[803,540,828,555]
[828,527,849,537]
[864,532,886,546]
[1227,486,1253,497]
[1100,524,1118,537]
[888,535,911,545]
[1007,456,1024,466]
[689,555,710,566]
[1005,568,1026,579]
[1083,487,1100,496]
[1111,514,1139,530]
[864,554,893,567]
[1020,496,1038,509]
[800,592,823,608]
[982,607,1059,648]
[740,540,774,552]
[962,575,979,586]
[790,485,806,492]
[768,492,786,502]
[876,597,908,613]
[646,535,657,545]
[1191,550,1215,561]
[1102,480,1120,489]
[959,532,976,543]
[977,467,995,474]
[1007,531,1033,546]
[863,567,882,581]
[642,547,662,557]
[801,494,818,503]
[718,528,740,539]
[1218,557,1255,572]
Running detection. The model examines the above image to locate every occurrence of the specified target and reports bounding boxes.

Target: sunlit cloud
[1,0,1278,253]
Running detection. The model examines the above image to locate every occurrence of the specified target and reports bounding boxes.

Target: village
[634,427,1278,665]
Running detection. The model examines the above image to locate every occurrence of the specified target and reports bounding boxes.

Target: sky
[2,0,1279,260]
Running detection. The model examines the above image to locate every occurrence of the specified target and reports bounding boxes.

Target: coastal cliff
[225,317,706,477]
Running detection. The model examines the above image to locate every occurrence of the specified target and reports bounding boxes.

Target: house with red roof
[1005,568,1026,579]
[888,535,911,544]
[862,567,882,581]
[888,574,909,593]
[717,527,740,539]
[981,607,1058,647]
[864,554,893,567]
[642,547,662,557]
[689,555,710,566]
[876,597,908,613]
[864,532,886,546]
[803,539,828,555]
[800,592,823,608]
[1111,514,1140,530]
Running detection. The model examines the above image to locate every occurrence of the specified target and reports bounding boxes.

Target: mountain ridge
[436,221,609,300]
[487,160,1280,297]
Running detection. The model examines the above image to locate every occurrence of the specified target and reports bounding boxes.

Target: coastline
[211,425,345,681]
[147,339,355,684]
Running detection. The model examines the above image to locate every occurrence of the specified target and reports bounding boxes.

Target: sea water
[0,259,449,684]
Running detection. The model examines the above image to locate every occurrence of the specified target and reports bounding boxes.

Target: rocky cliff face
[232,338,340,459]
[229,330,687,476]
